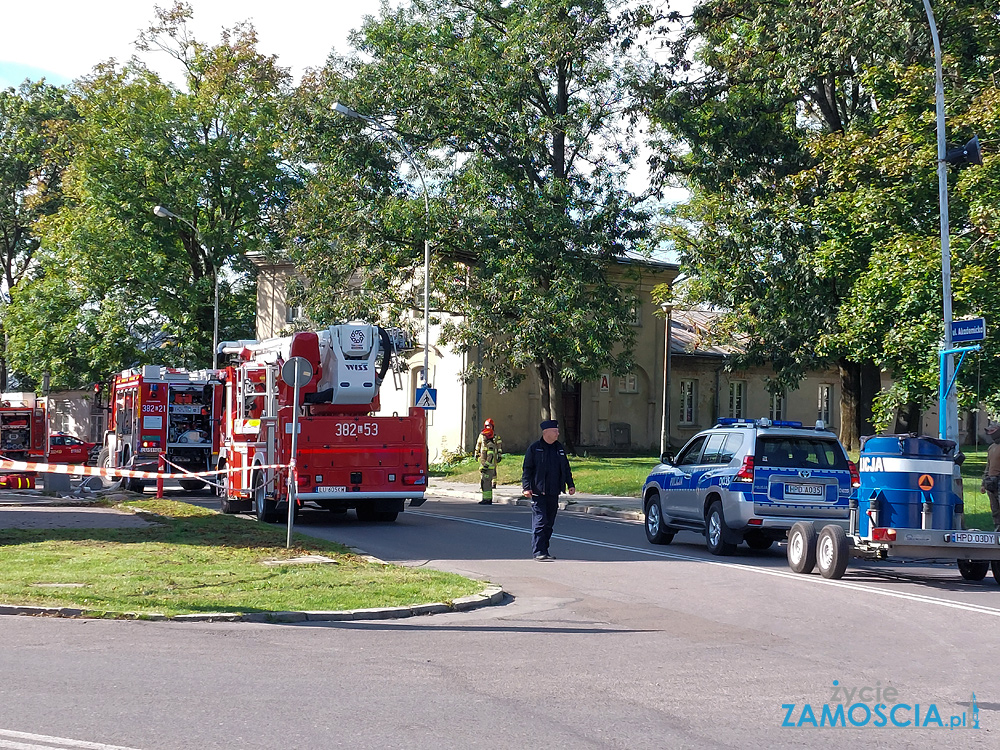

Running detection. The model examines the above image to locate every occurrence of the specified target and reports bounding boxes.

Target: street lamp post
[332,102,432,390]
[153,205,220,368]
[659,303,673,459]
[921,0,958,442]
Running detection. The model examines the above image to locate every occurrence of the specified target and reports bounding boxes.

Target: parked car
[642,418,859,555]
[48,432,99,465]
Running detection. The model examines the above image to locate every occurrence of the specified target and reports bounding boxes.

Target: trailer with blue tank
[786,433,1000,584]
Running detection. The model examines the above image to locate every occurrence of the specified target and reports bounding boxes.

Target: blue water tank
[857,435,960,535]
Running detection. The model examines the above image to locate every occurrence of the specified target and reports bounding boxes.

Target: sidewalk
[430,480,643,521]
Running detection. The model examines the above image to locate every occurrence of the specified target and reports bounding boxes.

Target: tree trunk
[838,359,861,451]
[859,359,881,440]
[839,358,881,450]
[535,357,566,444]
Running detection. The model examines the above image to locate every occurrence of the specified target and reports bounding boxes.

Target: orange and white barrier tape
[0,457,290,481]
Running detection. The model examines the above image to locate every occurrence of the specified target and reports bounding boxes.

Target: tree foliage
[289,0,660,432]
[0,80,76,388]
[646,0,1000,444]
[5,2,294,388]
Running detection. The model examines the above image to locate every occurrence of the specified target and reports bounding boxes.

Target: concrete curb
[0,585,507,623]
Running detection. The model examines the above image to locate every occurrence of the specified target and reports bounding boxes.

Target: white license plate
[951,531,998,545]
[316,486,347,494]
[786,483,823,497]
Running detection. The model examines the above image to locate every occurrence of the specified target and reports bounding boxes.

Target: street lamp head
[332,102,361,119]
[153,205,176,219]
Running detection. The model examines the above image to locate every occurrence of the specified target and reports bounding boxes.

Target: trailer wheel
[253,470,277,523]
[991,561,1000,586]
[816,525,850,579]
[957,559,989,581]
[787,522,817,574]
[218,461,236,514]
[644,495,675,545]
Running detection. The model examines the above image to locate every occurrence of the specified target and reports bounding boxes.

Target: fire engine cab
[98,366,223,492]
[216,322,428,523]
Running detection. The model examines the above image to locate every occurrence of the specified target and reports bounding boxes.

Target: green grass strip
[0,499,482,618]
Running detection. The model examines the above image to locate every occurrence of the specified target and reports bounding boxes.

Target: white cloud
[1,0,380,87]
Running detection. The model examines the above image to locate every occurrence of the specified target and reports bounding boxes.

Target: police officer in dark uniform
[521,419,576,560]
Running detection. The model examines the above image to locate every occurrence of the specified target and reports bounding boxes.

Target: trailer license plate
[786,483,823,496]
[316,486,347,494]
[950,531,998,545]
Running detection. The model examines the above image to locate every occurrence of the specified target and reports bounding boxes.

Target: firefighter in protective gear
[475,418,503,504]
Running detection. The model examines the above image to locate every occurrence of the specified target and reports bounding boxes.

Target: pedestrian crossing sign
[415,386,437,410]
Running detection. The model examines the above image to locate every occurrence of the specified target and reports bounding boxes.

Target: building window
[770,391,786,421]
[728,381,747,419]
[618,373,639,394]
[628,301,641,326]
[679,379,696,424]
[284,303,303,323]
[818,385,832,425]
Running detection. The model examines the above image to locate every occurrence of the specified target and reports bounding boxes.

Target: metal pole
[922,0,958,442]
[213,269,219,369]
[286,361,302,549]
[659,304,671,457]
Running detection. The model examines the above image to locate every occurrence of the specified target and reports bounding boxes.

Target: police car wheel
[644,496,675,545]
[816,525,849,579]
[991,560,1000,585]
[705,501,736,556]
[786,522,817,574]
[957,559,989,581]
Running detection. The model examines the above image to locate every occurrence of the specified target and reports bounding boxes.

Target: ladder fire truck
[0,392,47,488]
[97,366,223,492]
[216,322,427,523]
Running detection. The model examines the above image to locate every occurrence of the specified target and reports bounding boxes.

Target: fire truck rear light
[402,474,426,486]
[141,440,160,448]
[315,475,323,483]
[871,527,896,541]
[388,473,396,482]
[733,456,754,482]
[297,475,310,489]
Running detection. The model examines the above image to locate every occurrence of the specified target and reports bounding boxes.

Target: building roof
[669,308,741,358]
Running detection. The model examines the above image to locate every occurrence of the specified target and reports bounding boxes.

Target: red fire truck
[97,366,224,492]
[216,323,427,523]
[0,392,47,488]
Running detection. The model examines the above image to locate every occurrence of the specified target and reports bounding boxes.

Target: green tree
[289,0,659,441]
[6,2,294,388]
[646,0,1000,446]
[0,80,75,389]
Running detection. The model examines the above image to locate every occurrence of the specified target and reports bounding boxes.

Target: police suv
[642,418,859,555]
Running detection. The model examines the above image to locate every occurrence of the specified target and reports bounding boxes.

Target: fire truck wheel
[957,559,990,581]
[787,522,817,574]
[374,511,398,522]
[253,471,277,523]
[127,478,145,493]
[179,479,205,492]
[816,525,850,579]
[991,560,1000,585]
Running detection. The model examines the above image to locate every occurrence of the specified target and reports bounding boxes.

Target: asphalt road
[0,490,998,749]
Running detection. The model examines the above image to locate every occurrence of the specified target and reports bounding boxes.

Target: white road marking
[0,729,141,749]
[410,510,1000,618]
